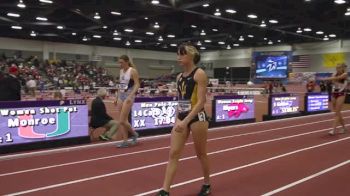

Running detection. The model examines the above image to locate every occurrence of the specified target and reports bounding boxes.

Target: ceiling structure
[0,0,350,51]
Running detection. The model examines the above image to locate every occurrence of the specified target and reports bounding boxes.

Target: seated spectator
[26,75,37,96]
[306,79,316,93]
[90,88,119,141]
[319,81,327,92]
[53,91,63,100]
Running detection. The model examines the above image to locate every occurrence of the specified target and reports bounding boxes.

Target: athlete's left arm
[324,73,348,81]
[183,68,208,124]
[129,68,140,96]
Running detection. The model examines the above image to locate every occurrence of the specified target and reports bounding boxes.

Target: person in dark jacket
[90,88,119,141]
[0,66,21,101]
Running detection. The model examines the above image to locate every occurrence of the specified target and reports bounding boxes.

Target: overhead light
[212,28,218,32]
[218,41,225,45]
[126,41,131,46]
[239,36,244,41]
[304,27,312,32]
[248,34,254,38]
[316,31,324,35]
[260,20,267,27]
[268,40,273,45]
[305,0,312,2]
[30,31,37,37]
[200,47,206,50]
[197,41,202,46]
[269,19,278,24]
[39,0,53,3]
[94,12,101,20]
[17,0,26,8]
[7,13,20,17]
[158,36,163,41]
[323,35,329,41]
[225,9,237,14]
[233,43,239,47]
[345,8,350,16]
[57,25,64,29]
[144,17,149,20]
[93,35,102,38]
[82,36,88,41]
[113,30,119,36]
[202,3,210,7]
[167,34,175,38]
[151,0,160,4]
[191,25,197,28]
[36,17,48,21]
[214,9,221,16]
[124,28,134,32]
[135,40,142,43]
[154,22,160,29]
[204,39,212,43]
[264,37,268,40]
[11,25,22,30]
[226,45,232,49]
[72,32,76,36]
[248,14,258,19]
[334,0,346,4]
[296,27,303,33]
[329,34,337,38]
[200,30,206,36]
[113,37,122,41]
[146,32,154,35]
[103,26,108,29]
[111,11,122,15]
[170,43,177,47]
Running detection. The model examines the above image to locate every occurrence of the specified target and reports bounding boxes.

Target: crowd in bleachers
[0,54,115,96]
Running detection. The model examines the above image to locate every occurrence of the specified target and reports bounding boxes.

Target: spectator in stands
[26,75,37,96]
[53,91,63,100]
[0,66,21,101]
[279,82,287,92]
[306,79,316,93]
[90,88,120,141]
[319,81,327,92]
[268,81,273,94]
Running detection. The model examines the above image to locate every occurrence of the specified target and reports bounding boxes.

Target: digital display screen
[306,93,329,112]
[270,95,300,116]
[256,55,288,79]
[214,96,255,122]
[131,97,178,131]
[0,100,89,146]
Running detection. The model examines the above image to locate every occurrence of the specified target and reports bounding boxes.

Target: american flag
[291,55,311,68]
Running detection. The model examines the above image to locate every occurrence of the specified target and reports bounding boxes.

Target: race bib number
[198,111,206,122]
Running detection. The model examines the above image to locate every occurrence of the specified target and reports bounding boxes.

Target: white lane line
[0,116,346,177]
[1,110,347,161]
[134,137,350,196]
[262,160,350,196]
[4,126,345,196]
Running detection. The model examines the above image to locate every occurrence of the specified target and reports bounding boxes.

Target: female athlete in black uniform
[158,43,211,196]
[322,63,348,135]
